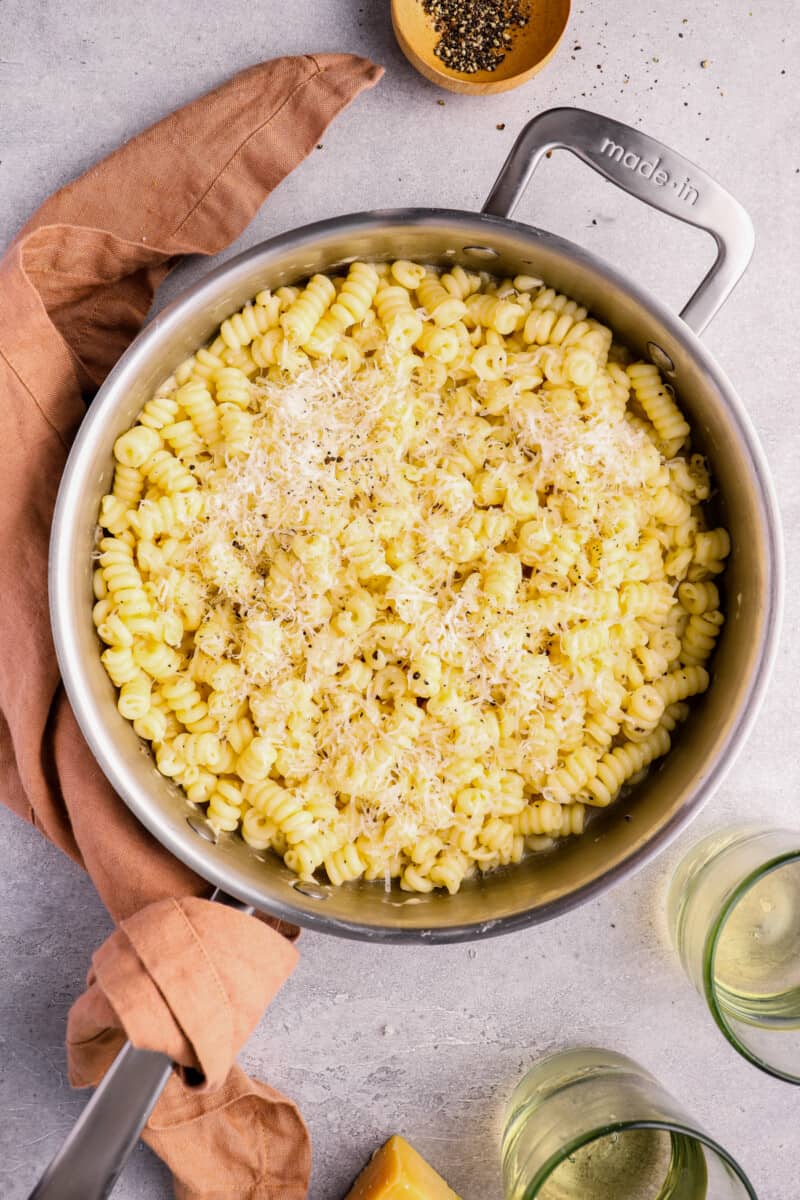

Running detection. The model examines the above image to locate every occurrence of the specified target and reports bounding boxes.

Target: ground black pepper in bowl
[419,0,530,74]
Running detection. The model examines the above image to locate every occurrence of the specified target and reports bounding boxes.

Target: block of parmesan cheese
[344,1135,462,1199]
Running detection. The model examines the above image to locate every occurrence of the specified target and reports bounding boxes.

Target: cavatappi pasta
[94,261,729,895]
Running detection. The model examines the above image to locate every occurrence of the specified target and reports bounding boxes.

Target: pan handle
[482,107,754,335]
[28,889,254,1200]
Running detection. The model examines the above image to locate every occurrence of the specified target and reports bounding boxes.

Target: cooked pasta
[94,262,729,894]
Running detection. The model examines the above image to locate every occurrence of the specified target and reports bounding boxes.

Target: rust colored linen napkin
[0,53,382,1198]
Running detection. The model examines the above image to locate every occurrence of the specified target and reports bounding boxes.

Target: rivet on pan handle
[28,889,253,1200]
[482,107,755,335]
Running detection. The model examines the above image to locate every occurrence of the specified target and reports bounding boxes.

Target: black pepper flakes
[420,0,530,74]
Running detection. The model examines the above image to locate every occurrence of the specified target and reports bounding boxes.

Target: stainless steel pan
[35,109,782,1198]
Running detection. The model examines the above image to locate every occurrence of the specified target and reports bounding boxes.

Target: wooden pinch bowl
[391,0,571,95]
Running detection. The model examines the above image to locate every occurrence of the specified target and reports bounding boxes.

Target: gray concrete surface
[1,1,798,1196]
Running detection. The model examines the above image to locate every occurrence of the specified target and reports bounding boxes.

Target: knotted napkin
[0,53,382,1199]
